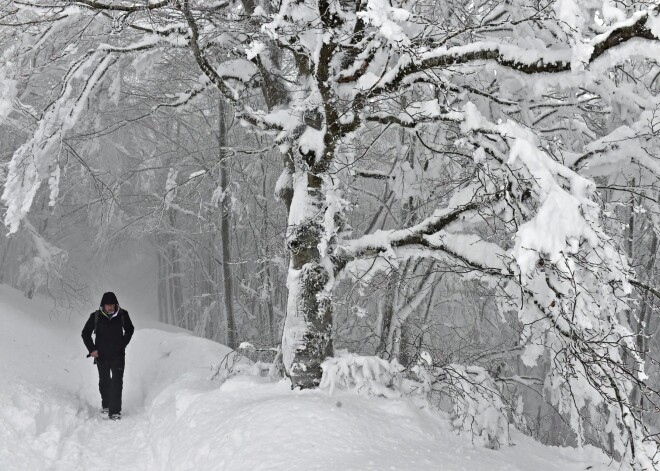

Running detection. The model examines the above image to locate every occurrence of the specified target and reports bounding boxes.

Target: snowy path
[0,286,204,470]
[57,405,152,470]
[0,286,617,471]
[0,288,153,469]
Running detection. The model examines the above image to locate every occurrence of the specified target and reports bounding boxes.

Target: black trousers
[96,355,125,415]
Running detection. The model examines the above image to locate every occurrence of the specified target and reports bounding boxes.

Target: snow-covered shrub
[319,350,405,398]
[209,344,282,382]
[432,364,510,449]
[321,352,510,449]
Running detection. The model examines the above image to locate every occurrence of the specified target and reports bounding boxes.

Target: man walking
[81,292,135,420]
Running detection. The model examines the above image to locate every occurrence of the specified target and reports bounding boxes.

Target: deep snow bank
[0,285,615,470]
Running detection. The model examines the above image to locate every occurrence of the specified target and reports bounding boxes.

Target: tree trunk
[377,268,400,359]
[281,38,341,388]
[0,236,13,284]
[218,100,237,348]
[261,156,276,344]
[206,231,219,340]
[634,228,657,408]
[156,237,166,323]
[165,231,176,325]
[622,187,635,367]
[282,169,334,389]
[167,209,184,327]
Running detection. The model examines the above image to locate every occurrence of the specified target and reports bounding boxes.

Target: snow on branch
[17,220,68,293]
[515,282,657,468]
[569,114,660,178]
[71,0,171,12]
[2,50,117,233]
[152,75,211,111]
[362,8,660,95]
[335,192,502,274]
[180,0,242,103]
[353,168,394,180]
[416,363,511,449]
[320,351,405,398]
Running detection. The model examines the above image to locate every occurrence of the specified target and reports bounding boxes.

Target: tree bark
[167,209,184,326]
[156,236,166,323]
[634,229,657,408]
[261,155,276,345]
[622,187,635,366]
[377,269,399,359]
[206,230,219,340]
[218,100,237,348]
[0,236,13,284]
[282,170,334,389]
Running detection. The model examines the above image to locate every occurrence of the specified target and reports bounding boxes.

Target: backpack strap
[94,308,122,334]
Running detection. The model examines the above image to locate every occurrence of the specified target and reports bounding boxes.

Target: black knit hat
[100,292,119,306]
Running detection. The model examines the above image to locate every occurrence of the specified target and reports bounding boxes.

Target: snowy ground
[0,285,617,471]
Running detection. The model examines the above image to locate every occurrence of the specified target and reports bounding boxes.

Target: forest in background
[1,0,660,468]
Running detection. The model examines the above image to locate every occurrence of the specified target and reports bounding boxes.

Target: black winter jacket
[81,308,135,360]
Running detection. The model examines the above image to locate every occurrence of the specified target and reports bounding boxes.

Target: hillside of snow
[0,285,616,470]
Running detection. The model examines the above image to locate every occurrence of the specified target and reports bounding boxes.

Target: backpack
[93,309,124,334]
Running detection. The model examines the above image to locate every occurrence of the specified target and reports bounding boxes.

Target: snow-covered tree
[2,0,660,467]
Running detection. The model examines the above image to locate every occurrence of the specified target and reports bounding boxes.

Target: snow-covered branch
[71,0,171,12]
[365,8,660,95]
[335,193,503,275]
